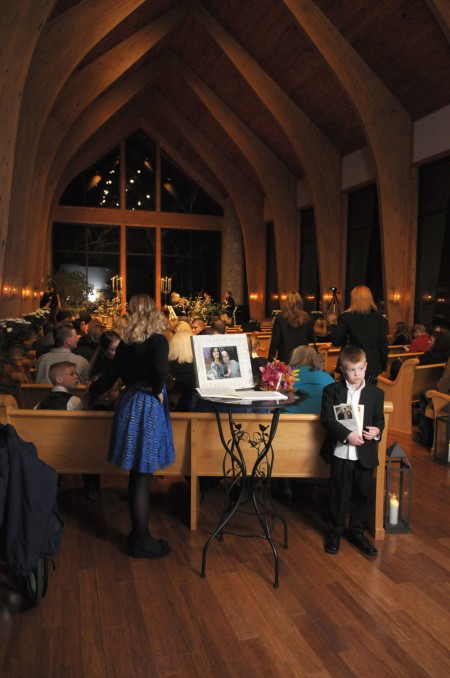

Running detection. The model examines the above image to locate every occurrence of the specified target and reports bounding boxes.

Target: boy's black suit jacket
[320,381,385,469]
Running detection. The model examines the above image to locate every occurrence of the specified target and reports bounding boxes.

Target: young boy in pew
[35,361,83,410]
[35,361,99,500]
[320,346,384,557]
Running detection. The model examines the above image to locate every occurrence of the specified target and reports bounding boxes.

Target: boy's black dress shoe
[348,533,378,556]
[324,534,340,554]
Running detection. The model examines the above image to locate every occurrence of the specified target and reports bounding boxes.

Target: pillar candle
[389,494,399,525]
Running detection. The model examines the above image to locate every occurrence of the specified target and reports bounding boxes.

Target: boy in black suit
[320,346,384,556]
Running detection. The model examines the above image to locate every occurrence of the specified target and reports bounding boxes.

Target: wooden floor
[1,432,450,678]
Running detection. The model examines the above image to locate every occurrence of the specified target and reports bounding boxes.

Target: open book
[196,388,288,401]
[333,404,364,434]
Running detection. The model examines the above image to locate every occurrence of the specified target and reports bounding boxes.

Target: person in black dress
[89,294,175,559]
[269,292,314,363]
[332,285,388,383]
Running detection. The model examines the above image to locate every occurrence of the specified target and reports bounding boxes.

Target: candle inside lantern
[389,494,399,525]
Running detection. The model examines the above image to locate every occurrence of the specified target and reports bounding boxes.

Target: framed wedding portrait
[191,334,254,391]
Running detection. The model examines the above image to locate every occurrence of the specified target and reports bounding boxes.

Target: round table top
[200,390,308,410]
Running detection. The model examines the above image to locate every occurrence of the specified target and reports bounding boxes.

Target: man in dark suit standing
[320,346,384,556]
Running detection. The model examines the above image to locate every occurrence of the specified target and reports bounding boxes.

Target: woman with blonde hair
[285,345,335,413]
[89,294,174,559]
[332,285,388,382]
[268,292,314,362]
[167,321,196,411]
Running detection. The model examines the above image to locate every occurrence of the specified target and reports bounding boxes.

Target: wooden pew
[255,333,272,358]
[412,363,445,402]
[377,359,444,435]
[425,389,450,459]
[377,359,419,435]
[382,352,423,378]
[2,400,392,538]
[20,383,87,409]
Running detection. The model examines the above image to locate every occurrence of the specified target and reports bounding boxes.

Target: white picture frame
[191,334,254,392]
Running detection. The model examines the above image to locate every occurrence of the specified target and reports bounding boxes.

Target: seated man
[36,361,83,410]
[35,322,89,384]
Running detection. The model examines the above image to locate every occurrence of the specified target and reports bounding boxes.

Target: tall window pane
[59,147,120,208]
[160,152,223,215]
[126,227,156,301]
[161,228,221,301]
[346,185,382,306]
[299,207,320,313]
[125,131,156,211]
[52,223,120,300]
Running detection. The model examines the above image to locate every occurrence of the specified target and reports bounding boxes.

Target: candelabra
[161,276,172,306]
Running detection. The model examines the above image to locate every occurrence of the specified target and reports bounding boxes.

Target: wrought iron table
[200,394,305,588]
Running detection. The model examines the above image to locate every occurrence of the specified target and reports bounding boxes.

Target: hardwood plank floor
[1,432,449,677]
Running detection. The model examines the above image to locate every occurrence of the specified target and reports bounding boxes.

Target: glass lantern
[384,442,412,533]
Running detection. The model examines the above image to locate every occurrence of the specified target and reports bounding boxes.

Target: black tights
[128,470,154,540]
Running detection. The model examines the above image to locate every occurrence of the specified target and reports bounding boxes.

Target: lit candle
[389,494,399,525]
[111,276,116,292]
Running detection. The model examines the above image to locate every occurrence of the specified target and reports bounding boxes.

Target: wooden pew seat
[0,397,392,538]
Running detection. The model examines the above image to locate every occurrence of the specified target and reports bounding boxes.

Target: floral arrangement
[95,293,123,318]
[259,360,296,393]
[22,308,51,331]
[0,318,33,349]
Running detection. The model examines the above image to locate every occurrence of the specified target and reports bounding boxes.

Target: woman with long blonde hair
[89,294,174,559]
[268,292,314,362]
[332,285,388,382]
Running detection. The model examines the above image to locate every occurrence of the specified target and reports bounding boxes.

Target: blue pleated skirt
[108,387,175,473]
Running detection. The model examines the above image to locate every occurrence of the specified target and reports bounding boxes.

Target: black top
[89,334,169,396]
[332,310,388,377]
[167,360,197,411]
[268,315,315,363]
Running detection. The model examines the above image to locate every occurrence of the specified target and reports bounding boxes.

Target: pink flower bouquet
[259,360,296,393]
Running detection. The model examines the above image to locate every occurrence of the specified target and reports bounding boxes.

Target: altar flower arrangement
[22,308,51,331]
[259,360,296,393]
[0,317,33,349]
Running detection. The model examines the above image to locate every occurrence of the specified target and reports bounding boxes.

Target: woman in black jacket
[269,292,314,363]
[332,285,388,383]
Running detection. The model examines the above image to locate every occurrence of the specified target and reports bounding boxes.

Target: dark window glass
[299,208,320,313]
[59,147,120,208]
[125,130,156,211]
[161,228,221,301]
[52,222,120,299]
[265,223,278,317]
[126,227,156,301]
[346,185,383,307]
[160,152,223,216]
[416,156,450,327]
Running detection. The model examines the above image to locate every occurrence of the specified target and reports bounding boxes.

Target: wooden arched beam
[169,54,298,298]
[0,0,55,312]
[4,0,147,314]
[150,92,266,320]
[192,0,345,309]
[27,4,190,291]
[29,58,171,298]
[426,0,450,42]
[281,0,416,328]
